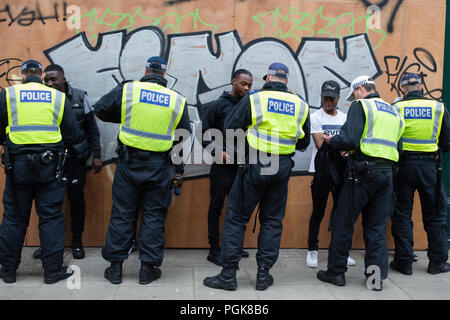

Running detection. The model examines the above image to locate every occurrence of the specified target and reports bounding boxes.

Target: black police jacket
[0,76,83,155]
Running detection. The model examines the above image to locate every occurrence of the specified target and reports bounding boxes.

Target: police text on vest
[404,107,432,119]
[375,101,396,116]
[139,89,170,107]
[20,90,52,103]
[267,98,295,116]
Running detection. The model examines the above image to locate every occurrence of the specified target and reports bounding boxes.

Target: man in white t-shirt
[306,80,355,268]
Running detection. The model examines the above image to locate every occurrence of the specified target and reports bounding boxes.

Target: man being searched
[0,60,83,284]
[201,69,253,266]
[317,76,404,291]
[32,64,102,261]
[390,73,450,275]
[306,80,355,268]
[94,56,191,285]
[203,62,310,291]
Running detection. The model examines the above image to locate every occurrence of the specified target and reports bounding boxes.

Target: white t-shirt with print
[308,108,347,173]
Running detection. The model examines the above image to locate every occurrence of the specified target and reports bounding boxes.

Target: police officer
[0,60,83,284]
[202,69,253,266]
[94,56,191,285]
[306,81,355,268]
[317,76,404,291]
[390,73,450,275]
[32,64,102,260]
[203,62,310,291]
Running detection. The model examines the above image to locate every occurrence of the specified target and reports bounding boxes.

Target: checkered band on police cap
[346,75,375,101]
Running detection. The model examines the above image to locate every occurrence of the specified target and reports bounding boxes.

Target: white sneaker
[306,250,318,268]
[347,256,356,266]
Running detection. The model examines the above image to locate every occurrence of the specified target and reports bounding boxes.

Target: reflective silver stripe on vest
[252,93,263,130]
[166,94,184,135]
[53,91,63,125]
[401,137,438,144]
[361,138,397,149]
[249,127,296,145]
[9,125,59,132]
[124,82,134,127]
[432,102,443,141]
[121,126,172,141]
[296,100,307,138]
[6,87,18,126]
[361,100,375,138]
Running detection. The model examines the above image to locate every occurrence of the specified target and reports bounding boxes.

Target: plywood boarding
[0,0,445,250]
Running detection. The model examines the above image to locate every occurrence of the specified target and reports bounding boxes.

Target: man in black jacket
[202,69,253,266]
[94,56,191,285]
[203,62,310,291]
[0,60,83,284]
[32,64,102,260]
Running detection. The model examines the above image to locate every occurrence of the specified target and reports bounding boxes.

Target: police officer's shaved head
[21,60,43,79]
[145,56,167,77]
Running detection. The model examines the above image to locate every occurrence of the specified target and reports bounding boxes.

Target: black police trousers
[0,157,66,271]
[391,156,448,265]
[65,158,87,241]
[327,164,394,279]
[102,157,172,266]
[308,169,341,251]
[221,156,292,268]
[207,163,238,249]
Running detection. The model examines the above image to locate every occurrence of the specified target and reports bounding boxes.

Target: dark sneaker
[72,241,85,260]
[256,267,273,291]
[317,270,345,286]
[0,266,17,283]
[427,261,450,275]
[139,263,161,285]
[104,262,123,284]
[33,247,43,259]
[241,250,250,258]
[207,248,223,266]
[44,266,73,284]
[390,260,412,275]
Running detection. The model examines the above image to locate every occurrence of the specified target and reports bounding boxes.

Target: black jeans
[308,169,341,251]
[102,157,172,266]
[327,165,394,279]
[207,163,238,249]
[391,157,448,265]
[65,158,87,241]
[221,156,293,268]
[0,158,66,271]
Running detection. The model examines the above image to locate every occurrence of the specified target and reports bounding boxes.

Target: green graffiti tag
[253,6,387,50]
[71,7,218,42]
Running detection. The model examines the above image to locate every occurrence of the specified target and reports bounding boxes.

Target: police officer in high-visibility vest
[390,73,450,276]
[94,56,191,285]
[0,60,83,284]
[317,76,404,291]
[203,62,310,291]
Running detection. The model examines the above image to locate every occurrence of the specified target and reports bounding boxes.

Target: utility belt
[12,150,58,164]
[349,158,394,184]
[116,144,169,162]
[400,151,437,162]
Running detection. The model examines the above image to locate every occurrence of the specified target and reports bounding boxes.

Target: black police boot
[207,247,223,266]
[72,241,85,260]
[203,263,238,291]
[44,266,73,284]
[139,262,162,285]
[427,261,450,275]
[0,265,17,283]
[317,269,345,286]
[390,260,412,275]
[33,247,43,259]
[256,266,273,291]
[104,261,123,284]
[241,250,250,258]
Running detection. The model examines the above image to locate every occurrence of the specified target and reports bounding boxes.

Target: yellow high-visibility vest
[247,90,309,154]
[5,82,65,144]
[119,81,186,152]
